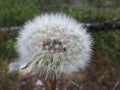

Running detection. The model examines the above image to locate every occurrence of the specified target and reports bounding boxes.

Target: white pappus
[9,13,93,80]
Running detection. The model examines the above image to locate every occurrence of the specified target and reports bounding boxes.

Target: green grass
[92,30,120,70]
[0,31,17,61]
[0,0,120,26]
[0,0,39,27]
[0,60,19,90]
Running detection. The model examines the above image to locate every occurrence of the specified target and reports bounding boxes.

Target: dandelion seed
[9,13,93,80]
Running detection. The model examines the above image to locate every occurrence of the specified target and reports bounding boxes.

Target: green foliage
[0,0,120,26]
[0,61,19,90]
[81,0,120,7]
[0,0,39,26]
[35,0,63,12]
[93,30,120,69]
[6,39,16,54]
[0,31,17,60]
[61,5,120,22]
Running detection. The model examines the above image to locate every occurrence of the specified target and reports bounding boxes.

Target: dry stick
[98,71,108,83]
[112,81,120,90]
[83,18,120,31]
[69,80,80,88]
[69,80,83,90]
[0,26,22,31]
[0,18,120,31]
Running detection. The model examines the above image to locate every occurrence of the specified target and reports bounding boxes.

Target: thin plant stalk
[50,78,57,90]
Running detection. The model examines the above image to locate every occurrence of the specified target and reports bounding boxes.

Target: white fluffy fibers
[9,13,93,79]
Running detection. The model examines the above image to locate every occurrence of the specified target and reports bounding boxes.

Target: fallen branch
[98,71,108,83]
[83,18,120,31]
[0,26,22,31]
[112,81,120,90]
[0,18,120,31]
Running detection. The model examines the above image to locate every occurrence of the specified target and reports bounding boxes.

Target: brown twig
[98,71,108,83]
[112,80,120,90]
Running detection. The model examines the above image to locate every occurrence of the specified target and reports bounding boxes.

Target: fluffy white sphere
[9,13,93,79]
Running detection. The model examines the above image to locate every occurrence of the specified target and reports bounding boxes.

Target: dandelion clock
[9,13,93,90]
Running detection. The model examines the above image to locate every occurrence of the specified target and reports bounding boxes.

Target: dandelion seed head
[9,13,93,79]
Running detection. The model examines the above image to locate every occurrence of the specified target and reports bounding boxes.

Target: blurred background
[0,0,120,90]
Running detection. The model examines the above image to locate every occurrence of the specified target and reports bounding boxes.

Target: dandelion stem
[50,78,57,90]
